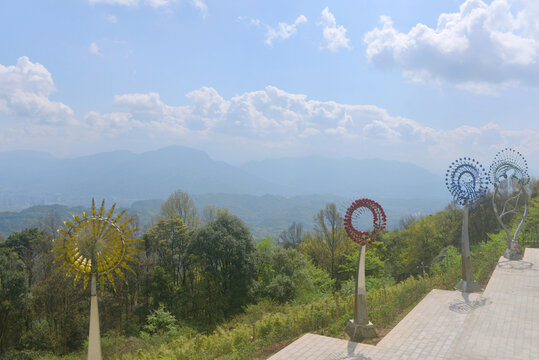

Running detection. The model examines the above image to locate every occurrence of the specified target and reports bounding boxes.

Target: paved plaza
[269,248,539,360]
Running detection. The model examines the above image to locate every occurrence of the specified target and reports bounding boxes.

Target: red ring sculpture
[344,198,387,245]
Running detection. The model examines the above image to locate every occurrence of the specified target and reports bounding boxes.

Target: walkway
[269,248,539,359]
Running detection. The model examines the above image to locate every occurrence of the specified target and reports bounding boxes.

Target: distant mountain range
[0,146,446,208]
[0,147,292,208]
[240,156,445,199]
[0,146,450,238]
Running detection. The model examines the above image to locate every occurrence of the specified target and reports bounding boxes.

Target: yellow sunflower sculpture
[53,198,142,291]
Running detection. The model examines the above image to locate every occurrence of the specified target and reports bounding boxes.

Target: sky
[1,0,538,174]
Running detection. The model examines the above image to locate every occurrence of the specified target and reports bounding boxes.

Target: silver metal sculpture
[343,198,386,341]
[446,158,488,293]
[489,148,530,260]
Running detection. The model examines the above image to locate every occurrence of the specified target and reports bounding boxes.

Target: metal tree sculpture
[53,199,141,360]
[343,198,386,341]
[489,148,530,260]
[446,158,488,293]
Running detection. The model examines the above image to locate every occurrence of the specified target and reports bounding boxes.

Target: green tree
[1,228,50,288]
[188,212,257,321]
[255,238,333,303]
[469,191,501,244]
[145,218,190,287]
[1,228,51,338]
[520,188,539,247]
[0,249,28,353]
[160,190,199,229]
[278,222,304,248]
[28,265,88,353]
[201,206,230,224]
[339,245,386,280]
[313,203,346,279]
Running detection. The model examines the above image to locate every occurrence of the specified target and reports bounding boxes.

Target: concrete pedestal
[454,279,482,293]
[345,320,377,342]
[504,241,522,260]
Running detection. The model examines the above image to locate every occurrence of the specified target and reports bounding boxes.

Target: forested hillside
[0,194,447,239]
[0,181,537,359]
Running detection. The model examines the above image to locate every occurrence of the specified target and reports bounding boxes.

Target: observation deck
[270,248,539,360]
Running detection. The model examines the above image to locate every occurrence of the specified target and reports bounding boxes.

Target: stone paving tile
[269,248,539,360]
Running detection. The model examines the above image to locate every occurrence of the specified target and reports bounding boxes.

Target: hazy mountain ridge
[0,146,450,237]
[0,146,295,209]
[0,146,446,209]
[240,156,445,199]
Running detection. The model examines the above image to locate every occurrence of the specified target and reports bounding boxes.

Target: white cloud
[88,42,101,56]
[319,7,351,52]
[363,0,539,94]
[84,111,136,135]
[106,86,535,156]
[113,92,190,128]
[104,86,539,168]
[0,57,74,123]
[264,15,308,45]
[191,0,207,17]
[1,57,538,169]
[114,92,165,112]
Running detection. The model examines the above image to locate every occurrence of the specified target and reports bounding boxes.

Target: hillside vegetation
[0,181,537,359]
[0,194,447,241]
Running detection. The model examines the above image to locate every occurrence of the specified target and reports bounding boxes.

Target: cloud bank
[363,0,539,94]
[1,56,538,170]
[0,57,74,123]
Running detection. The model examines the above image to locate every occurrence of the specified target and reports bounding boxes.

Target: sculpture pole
[88,274,102,360]
[446,157,488,293]
[489,148,530,260]
[492,186,528,259]
[353,244,369,325]
[344,198,385,341]
[455,200,481,292]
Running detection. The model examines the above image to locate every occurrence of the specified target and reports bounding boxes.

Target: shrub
[143,305,179,335]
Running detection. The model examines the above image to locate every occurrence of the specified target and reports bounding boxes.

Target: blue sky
[1,0,538,174]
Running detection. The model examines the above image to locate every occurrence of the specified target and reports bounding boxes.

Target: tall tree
[201,206,230,224]
[188,212,257,321]
[1,228,50,288]
[279,222,304,248]
[313,203,345,279]
[145,218,190,288]
[160,190,199,229]
[0,249,28,353]
[38,211,63,239]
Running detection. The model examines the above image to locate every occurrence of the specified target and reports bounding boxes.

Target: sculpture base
[504,246,522,260]
[454,279,482,293]
[345,320,377,341]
